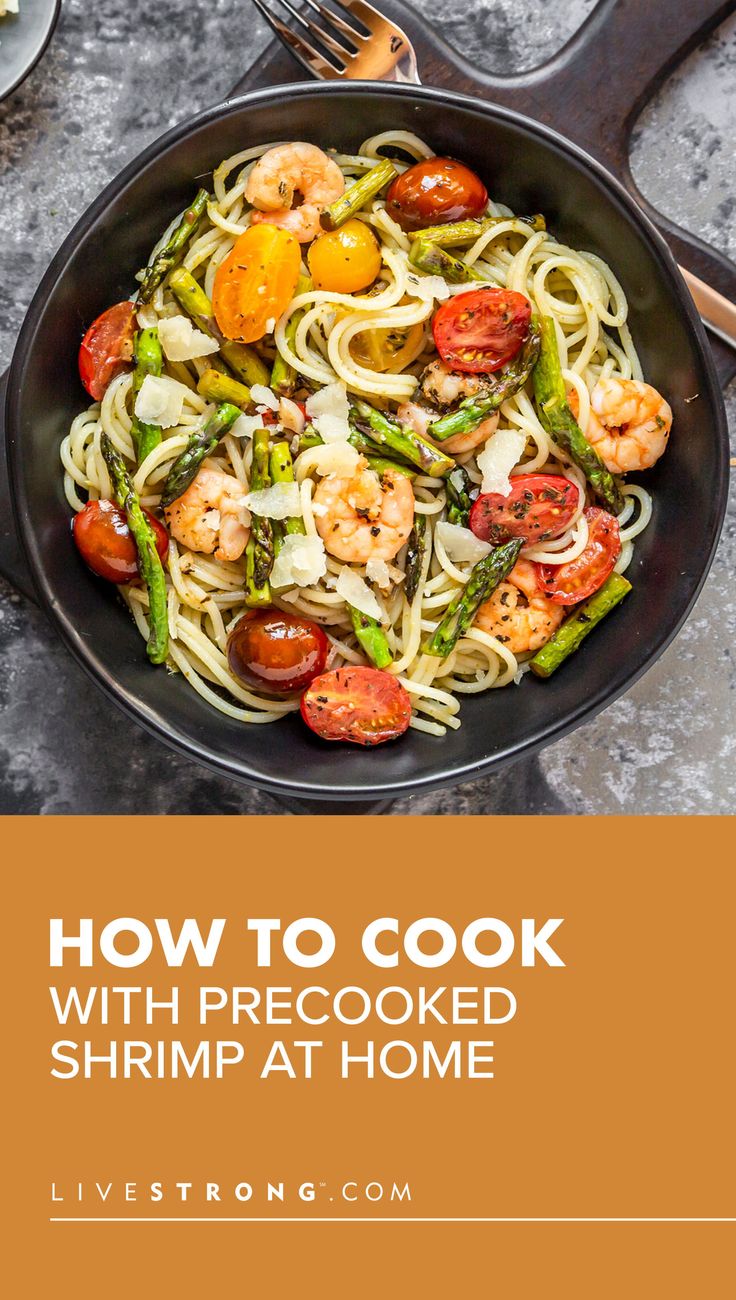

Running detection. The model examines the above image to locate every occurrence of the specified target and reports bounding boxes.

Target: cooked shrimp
[314,458,414,563]
[398,360,500,454]
[398,398,499,455]
[164,465,250,563]
[419,359,490,409]
[245,142,345,243]
[475,559,563,655]
[575,376,672,474]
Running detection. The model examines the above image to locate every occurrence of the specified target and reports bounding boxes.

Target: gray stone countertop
[0,0,734,814]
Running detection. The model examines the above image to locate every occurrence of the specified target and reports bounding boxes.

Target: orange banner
[3,816,734,1293]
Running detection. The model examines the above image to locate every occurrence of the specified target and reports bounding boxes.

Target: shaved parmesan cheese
[366,557,391,589]
[265,317,276,334]
[136,303,158,330]
[336,567,383,619]
[306,381,351,443]
[309,441,361,478]
[271,534,327,590]
[158,315,219,362]
[405,272,451,303]
[243,482,301,520]
[435,521,492,564]
[476,429,527,496]
[134,375,187,429]
[279,396,306,434]
[201,509,221,531]
[250,384,279,411]
[230,413,263,440]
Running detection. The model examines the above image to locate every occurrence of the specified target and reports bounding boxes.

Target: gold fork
[250,0,420,83]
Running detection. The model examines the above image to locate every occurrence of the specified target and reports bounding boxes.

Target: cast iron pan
[1,5,732,800]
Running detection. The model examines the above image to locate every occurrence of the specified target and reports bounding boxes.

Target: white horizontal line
[49,1217,736,1224]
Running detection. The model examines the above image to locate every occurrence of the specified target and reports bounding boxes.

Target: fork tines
[251,0,366,77]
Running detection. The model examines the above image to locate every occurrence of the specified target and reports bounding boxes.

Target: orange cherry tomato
[212,224,301,343]
[308,219,382,293]
[537,507,621,605]
[386,157,488,232]
[300,666,412,746]
[78,301,136,400]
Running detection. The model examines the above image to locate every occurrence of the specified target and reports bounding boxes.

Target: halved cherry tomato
[470,474,580,546]
[300,666,412,746]
[433,287,531,374]
[350,321,425,374]
[308,219,382,293]
[212,224,301,344]
[386,157,488,233]
[537,507,621,606]
[78,301,136,401]
[72,499,169,584]
[227,609,328,694]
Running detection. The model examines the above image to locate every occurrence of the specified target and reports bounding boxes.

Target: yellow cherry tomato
[308,219,382,294]
[350,321,426,373]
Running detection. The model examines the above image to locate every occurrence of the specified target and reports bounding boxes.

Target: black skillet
[0,1,732,801]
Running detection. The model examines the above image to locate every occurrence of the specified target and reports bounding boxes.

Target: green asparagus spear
[100,434,168,665]
[244,427,273,605]
[407,214,546,247]
[160,402,242,508]
[137,189,209,304]
[220,342,270,388]
[351,399,454,478]
[366,455,416,480]
[530,573,632,677]
[445,465,474,527]
[429,321,541,441]
[168,268,269,387]
[197,368,251,408]
[346,429,415,472]
[320,159,398,231]
[270,441,306,551]
[130,327,164,464]
[270,274,312,395]
[349,605,393,669]
[296,427,324,455]
[533,315,624,513]
[409,240,483,284]
[404,513,427,604]
[425,538,523,659]
[295,425,419,477]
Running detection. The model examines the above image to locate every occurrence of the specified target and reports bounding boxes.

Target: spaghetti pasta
[61,132,667,740]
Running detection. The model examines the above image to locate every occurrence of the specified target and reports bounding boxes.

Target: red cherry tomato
[261,401,307,426]
[470,474,581,546]
[300,666,412,746]
[72,499,169,584]
[433,287,531,374]
[537,507,621,606]
[78,301,137,400]
[227,609,329,695]
[386,157,488,233]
